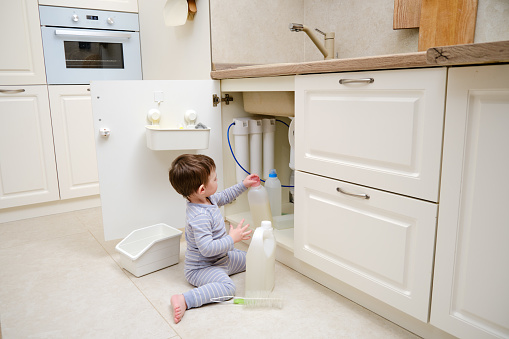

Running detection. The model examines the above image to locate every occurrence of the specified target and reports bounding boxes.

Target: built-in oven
[39,6,142,85]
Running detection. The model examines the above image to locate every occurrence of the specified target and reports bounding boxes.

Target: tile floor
[0,207,420,339]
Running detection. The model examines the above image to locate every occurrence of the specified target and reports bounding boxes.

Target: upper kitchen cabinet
[38,0,138,13]
[295,68,447,202]
[0,86,59,208]
[0,0,46,85]
[431,64,509,339]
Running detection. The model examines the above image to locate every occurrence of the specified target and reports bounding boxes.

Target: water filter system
[228,117,294,188]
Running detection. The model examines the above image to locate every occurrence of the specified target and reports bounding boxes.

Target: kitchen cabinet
[48,85,100,200]
[295,171,437,321]
[0,86,59,208]
[38,0,138,13]
[295,68,447,202]
[294,68,446,322]
[0,0,46,85]
[430,64,509,339]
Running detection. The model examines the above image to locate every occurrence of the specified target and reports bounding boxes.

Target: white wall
[138,0,212,80]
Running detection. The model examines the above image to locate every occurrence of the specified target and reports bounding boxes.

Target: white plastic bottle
[265,169,282,217]
[248,182,273,228]
[245,221,276,293]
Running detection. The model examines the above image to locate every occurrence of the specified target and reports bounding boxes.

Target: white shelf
[225,211,294,252]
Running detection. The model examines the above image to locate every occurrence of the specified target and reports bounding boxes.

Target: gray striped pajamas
[182,182,248,309]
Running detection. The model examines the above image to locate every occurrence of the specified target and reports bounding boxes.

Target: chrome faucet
[289,23,335,60]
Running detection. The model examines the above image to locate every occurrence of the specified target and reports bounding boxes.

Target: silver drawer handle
[0,89,25,94]
[339,78,374,84]
[336,187,370,199]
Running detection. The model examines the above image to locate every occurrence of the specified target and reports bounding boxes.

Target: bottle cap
[269,169,277,178]
[261,220,272,229]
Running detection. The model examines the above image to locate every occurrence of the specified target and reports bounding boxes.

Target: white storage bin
[115,223,183,277]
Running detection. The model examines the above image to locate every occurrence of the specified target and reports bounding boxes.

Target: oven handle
[54,29,132,40]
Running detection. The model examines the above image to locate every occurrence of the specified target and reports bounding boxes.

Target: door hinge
[213,94,233,107]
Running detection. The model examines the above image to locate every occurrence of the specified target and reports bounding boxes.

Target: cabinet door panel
[0,0,46,85]
[0,86,59,208]
[48,86,99,200]
[295,68,446,202]
[294,171,437,321]
[431,65,509,339]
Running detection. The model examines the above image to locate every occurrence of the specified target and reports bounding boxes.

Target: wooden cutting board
[393,0,422,29]
[418,0,478,51]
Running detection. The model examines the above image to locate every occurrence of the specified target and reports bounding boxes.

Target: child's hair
[169,154,216,198]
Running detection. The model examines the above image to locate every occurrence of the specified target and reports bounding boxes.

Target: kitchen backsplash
[210,0,509,65]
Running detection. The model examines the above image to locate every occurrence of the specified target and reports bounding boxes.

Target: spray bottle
[248,182,272,229]
[245,220,276,293]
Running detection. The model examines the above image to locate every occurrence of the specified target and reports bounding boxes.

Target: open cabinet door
[91,80,223,241]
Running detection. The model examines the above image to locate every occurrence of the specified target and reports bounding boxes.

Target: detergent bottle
[248,182,272,228]
[264,169,282,217]
[245,221,276,293]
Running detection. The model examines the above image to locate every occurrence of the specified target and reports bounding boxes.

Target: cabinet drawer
[294,171,437,321]
[295,68,446,202]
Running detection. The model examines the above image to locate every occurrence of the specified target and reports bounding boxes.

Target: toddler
[168,154,259,323]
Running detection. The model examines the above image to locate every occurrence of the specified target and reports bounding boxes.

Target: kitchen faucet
[289,23,335,60]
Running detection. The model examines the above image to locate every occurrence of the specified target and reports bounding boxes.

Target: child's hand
[229,218,252,243]
[243,174,260,188]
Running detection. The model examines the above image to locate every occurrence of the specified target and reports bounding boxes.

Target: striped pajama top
[184,182,248,271]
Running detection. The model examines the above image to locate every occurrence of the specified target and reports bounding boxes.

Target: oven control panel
[39,5,139,31]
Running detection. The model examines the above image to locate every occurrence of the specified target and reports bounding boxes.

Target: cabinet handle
[336,187,370,199]
[0,89,25,94]
[338,78,374,84]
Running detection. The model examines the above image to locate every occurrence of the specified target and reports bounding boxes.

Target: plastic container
[248,182,273,228]
[245,221,276,293]
[115,223,182,277]
[265,169,282,217]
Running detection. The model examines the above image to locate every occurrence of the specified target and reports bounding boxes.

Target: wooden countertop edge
[210,52,430,80]
[210,41,509,80]
[426,40,509,65]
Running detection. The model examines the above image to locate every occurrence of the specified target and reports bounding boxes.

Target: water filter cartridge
[233,119,250,183]
[249,119,263,177]
[262,118,276,179]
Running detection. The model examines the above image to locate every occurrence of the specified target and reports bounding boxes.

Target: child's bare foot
[170,294,187,323]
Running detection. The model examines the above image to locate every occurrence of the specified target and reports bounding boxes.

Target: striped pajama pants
[183,248,247,309]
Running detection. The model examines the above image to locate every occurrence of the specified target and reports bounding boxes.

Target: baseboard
[0,195,101,223]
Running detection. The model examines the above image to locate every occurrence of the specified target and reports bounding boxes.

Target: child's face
[203,169,218,197]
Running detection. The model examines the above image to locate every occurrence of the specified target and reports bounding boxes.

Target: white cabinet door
[38,0,138,13]
[48,85,100,200]
[294,171,437,322]
[295,68,446,202]
[91,80,223,241]
[0,0,46,85]
[430,65,509,339]
[0,86,59,208]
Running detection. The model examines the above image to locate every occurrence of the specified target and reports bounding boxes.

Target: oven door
[41,27,142,84]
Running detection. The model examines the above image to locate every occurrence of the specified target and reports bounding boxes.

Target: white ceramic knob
[107,17,114,25]
[72,14,79,22]
[147,109,161,124]
[184,109,197,125]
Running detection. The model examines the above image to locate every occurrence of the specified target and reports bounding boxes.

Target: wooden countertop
[210,41,509,80]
